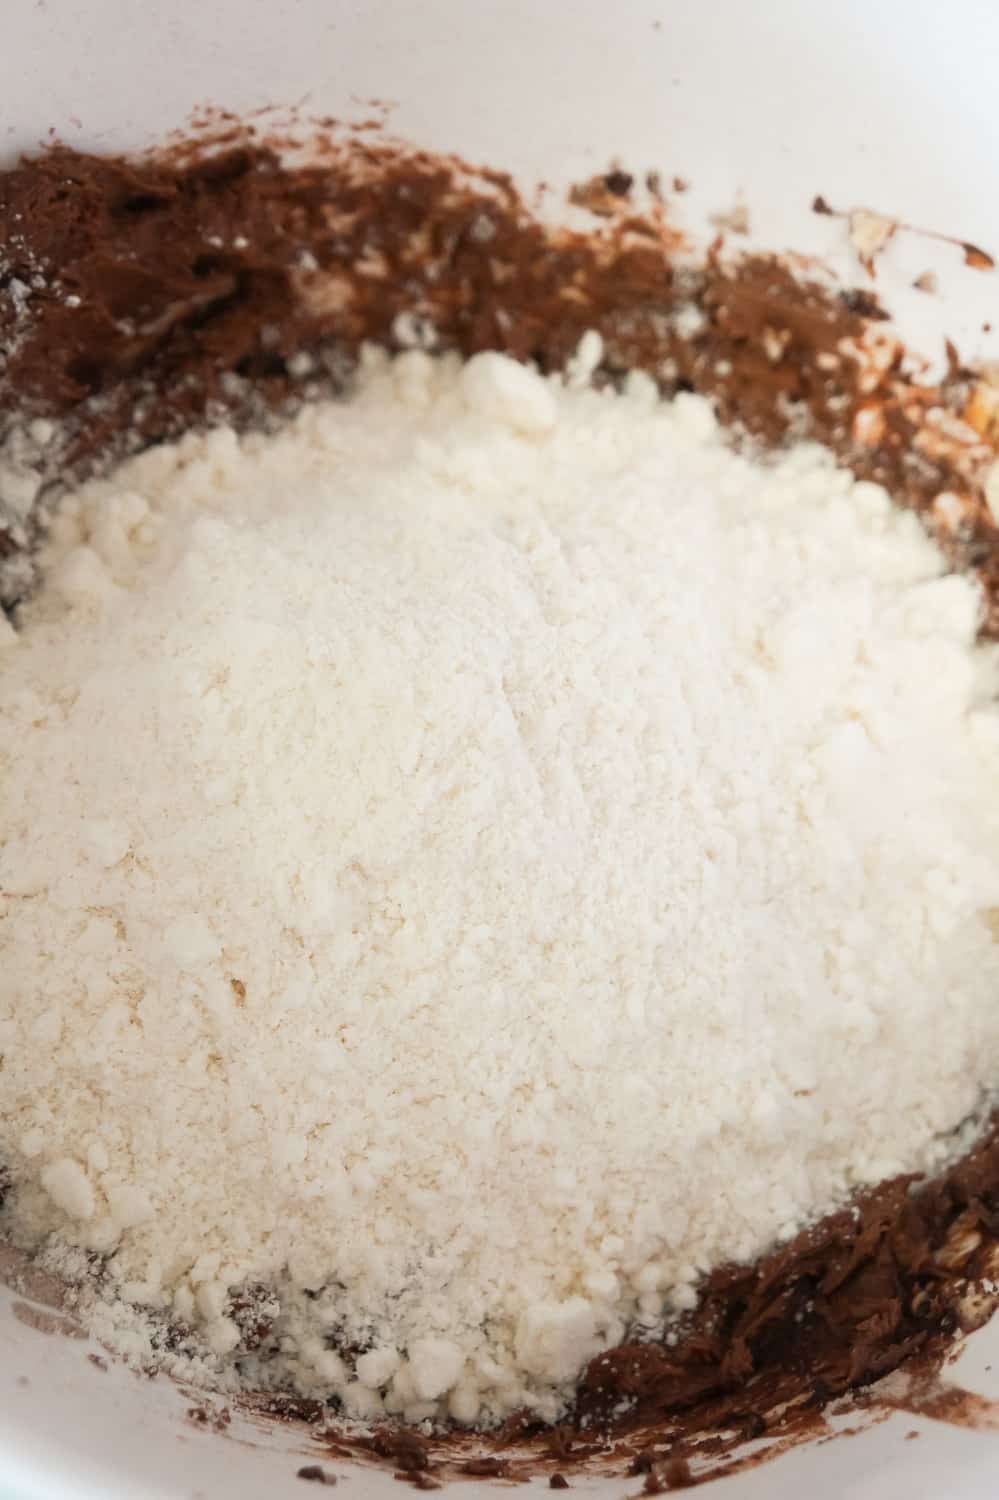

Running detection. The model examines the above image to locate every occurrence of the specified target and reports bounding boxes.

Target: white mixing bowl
[3,2,999,1496]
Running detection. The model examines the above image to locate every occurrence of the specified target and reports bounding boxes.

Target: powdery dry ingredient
[4,346,999,1426]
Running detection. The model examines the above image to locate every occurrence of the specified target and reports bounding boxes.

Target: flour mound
[3,347,999,1425]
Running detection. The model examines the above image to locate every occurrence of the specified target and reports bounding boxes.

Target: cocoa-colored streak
[297,1464,338,1485]
[964,243,996,271]
[11,1301,85,1339]
[458,1457,510,1478]
[881,1376,999,1432]
[642,1451,694,1492]
[369,1425,434,1473]
[186,1402,232,1433]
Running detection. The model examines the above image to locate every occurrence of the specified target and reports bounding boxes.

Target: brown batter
[219,1117,999,1487]
[2,133,996,614]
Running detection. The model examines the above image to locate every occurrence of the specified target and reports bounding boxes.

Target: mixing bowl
[3,1,999,1495]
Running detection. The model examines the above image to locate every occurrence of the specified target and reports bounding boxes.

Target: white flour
[3,346,999,1425]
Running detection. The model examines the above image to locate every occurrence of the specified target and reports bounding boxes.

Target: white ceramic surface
[3,2,999,1496]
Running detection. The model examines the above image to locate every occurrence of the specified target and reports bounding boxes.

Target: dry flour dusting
[4,345,999,1425]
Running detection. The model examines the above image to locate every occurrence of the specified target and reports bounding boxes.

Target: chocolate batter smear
[2,126,999,1485]
[1,133,996,617]
[232,1118,999,1487]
